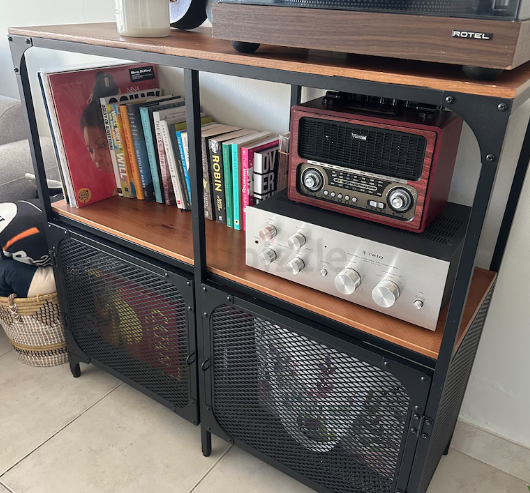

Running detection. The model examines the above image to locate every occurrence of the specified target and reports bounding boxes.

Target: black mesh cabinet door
[201,286,432,493]
[50,225,198,424]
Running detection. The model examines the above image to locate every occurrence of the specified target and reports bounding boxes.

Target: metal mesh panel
[211,305,411,493]
[58,237,190,408]
[299,118,427,180]
[416,287,494,493]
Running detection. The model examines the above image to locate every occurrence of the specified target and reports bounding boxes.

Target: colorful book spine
[176,130,192,204]
[202,136,215,221]
[242,139,279,231]
[160,120,185,209]
[254,146,281,204]
[222,142,234,228]
[232,143,242,230]
[169,125,191,209]
[119,105,145,200]
[277,133,290,192]
[112,104,136,199]
[127,105,155,201]
[101,101,122,196]
[209,139,226,224]
[140,106,164,203]
[107,105,132,198]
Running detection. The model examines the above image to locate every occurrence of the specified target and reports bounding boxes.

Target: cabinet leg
[202,427,212,457]
[70,362,81,378]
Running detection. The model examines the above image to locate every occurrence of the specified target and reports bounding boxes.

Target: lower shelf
[53,197,497,361]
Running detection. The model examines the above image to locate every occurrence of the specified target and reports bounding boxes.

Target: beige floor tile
[192,446,315,493]
[452,420,530,483]
[1,384,230,493]
[427,449,528,493]
[0,329,12,358]
[0,353,120,474]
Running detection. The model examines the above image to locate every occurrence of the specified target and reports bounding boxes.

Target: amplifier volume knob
[288,232,306,250]
[259,248,277,266]
[302,168,324,192]
[388,188,413,213]
[372,280,400,308]
[334,269,361,295]
[287,257,305,275]
[259,224,277,241]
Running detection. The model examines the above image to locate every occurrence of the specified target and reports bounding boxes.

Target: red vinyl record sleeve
[48,64,159,207]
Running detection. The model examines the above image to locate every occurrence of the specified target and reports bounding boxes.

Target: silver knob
[414,300,424,310]
[259,224,277,241]
[388,188,413,213]
[372,280,400,308]
[287,257,305,275]
[334,268,361,295]
[259,248,277,266]
[302,168,324,192]
[320,267,328,277]
[288,232,306,250]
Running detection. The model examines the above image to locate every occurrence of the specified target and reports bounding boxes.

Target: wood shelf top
[53,197,496,361]
[9,22,530,99]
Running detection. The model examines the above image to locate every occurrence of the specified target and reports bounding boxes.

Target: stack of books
[41,62,288,230]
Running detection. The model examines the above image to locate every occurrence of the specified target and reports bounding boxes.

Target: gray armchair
[0,96,60,202]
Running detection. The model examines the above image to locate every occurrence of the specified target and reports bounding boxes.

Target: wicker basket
[0,292,68,367]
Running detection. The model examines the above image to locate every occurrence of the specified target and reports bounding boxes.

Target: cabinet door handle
[201,359,211,371]
[186,353,196,365]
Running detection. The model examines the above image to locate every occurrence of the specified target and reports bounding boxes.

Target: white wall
[1,2,529,449]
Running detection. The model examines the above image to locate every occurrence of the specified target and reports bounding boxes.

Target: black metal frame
[9,30,530,493]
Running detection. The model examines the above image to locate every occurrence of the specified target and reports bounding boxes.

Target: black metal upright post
[184,68,211,457]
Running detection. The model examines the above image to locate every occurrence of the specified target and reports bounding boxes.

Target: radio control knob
[372,280,400,308]
[302,168,324,192]
[334,268,361,295]
[259,248,277,266]
[259,224,277,241]
[288,232,306,250]
[287,257,305,275]
[388,188,413,213]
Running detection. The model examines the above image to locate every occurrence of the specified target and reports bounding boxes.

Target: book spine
[170,127,191,209]
[112,104,136,199]
[209,139,226,224]
[254,147,280,203]
[232,144,241,230]
[176,131,192,204]
[277,133,290,192]
[101,101,122,196]
[222,143,233,228]
[119,105,145,200]
[140,107,164,203]
[127,105,155,201]
[241,146,252,231]
[154,117,176,205]
[160,120,184,209]
[202,137,215,221]
[108,105,132,198]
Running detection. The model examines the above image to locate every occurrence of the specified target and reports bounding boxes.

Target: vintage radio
[288,93,463,233]
[246,190,469,330]
[212,0,530,79]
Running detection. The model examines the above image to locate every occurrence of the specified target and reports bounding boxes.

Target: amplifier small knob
[388,188,413,213]
[287,257,305,275]
[259,224,277,241]
[334,268,361,295]
[414,300,424,310]
[259,248,277,266]
[372,280,400,308]
[302,168,324,192]
[288,232,306,250]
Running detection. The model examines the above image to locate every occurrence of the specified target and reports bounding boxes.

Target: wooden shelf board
[53,197,496,361]
[9,23,530,99]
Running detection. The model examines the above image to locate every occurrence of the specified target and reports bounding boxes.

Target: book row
[39,62,288,230]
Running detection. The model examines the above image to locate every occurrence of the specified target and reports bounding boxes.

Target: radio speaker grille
[298,117,427,180]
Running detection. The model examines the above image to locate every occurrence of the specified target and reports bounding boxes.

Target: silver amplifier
[246,191,469,330]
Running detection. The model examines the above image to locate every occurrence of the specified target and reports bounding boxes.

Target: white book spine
[160,120,184,209]
[100,100,122,195]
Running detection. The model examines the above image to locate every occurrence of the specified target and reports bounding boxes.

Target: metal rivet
[410,428,417,434]
[7,36,12,42]
[413,413,419,420]
[445,96,455,104]
[164,272,169,277]
[226,296,230,301]
[486,154,496,162]
[425,419,432,426]
[421,376,427,383]
[186,281,191,286]
[14,68,19,73]
[202,287,206,292]
[383,361,389,367]
[422,433,429,439]
[187,306,192,311]
[203,312,207,316]
[25,38,31,44]
[498,102,508,111]
[207,427,211,431]
[206,406,211,411]
[414,406,423,413]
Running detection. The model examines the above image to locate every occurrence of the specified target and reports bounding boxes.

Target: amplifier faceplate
[246,192,468,330]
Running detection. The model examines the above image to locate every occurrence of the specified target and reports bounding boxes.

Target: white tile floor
[0,329,528,493]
